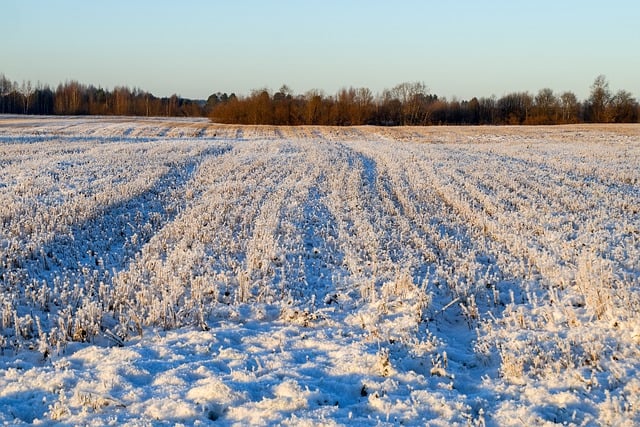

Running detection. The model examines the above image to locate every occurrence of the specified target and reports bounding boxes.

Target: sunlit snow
[0,117,639,425]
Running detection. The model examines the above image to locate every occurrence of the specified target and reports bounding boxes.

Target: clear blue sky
[3,0,639,101]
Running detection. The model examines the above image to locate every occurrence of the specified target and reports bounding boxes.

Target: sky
[3,0,639,101]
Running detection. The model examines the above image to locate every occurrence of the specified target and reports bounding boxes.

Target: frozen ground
[0,116,639,426]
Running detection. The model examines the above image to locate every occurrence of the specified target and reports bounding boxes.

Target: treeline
[0,74,204,116]
[208,77,639,125]
[2,73,638,125]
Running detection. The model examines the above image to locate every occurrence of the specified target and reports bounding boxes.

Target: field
[0,116,639,426]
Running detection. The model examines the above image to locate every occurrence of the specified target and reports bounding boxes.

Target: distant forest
[1,73,638,125]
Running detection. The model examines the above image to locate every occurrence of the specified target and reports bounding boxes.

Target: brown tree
[559,91,580,123]
[530,88,559,124]
[497,92,533,124]
[609,90,638,123]
[304,89,324,125]
[587,75,611,122]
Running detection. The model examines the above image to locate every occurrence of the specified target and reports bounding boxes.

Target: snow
[0,116,639,425]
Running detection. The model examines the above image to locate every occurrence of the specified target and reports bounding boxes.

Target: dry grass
[2,116,639,141]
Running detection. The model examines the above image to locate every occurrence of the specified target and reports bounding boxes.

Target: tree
[379,89,402,125]
[273,84,293,125]
[390,81,431,125]
[559,91,580,123]
[0,74,11,98]
[478,96,496,124]
[353,87,374,125]
[609,90,638,123]
[54,81,85,114]
[0,74,16,113]
[587,75,611,122]
[252,89,273,124]
[0,74,21,114]
[33,84,54,114]
[497,92,533,124]
[304,89,325,125]
[113,86,132,116]
[531,88,559,124]
[465,97,481,124]
[334,88,355,126]
[427,99,448,125]
[20,80,35,114]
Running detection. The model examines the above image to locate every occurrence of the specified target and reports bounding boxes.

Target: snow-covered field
[1,116,639,426]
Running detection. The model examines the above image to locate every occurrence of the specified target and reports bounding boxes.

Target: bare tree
[0,74,15,113]
[497,92,533,124]
[353,87,373,125]
[19,80,35,114]
[304,89,324,125]
[335,88,355,125]
[559,91,580,123]
[391,82,430,125]
[273,85,293,125]
[532,88,559,124]
[609,90,638,123]
[588,75,611,122]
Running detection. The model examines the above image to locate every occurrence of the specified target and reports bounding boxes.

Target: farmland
[0,117,639,425]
